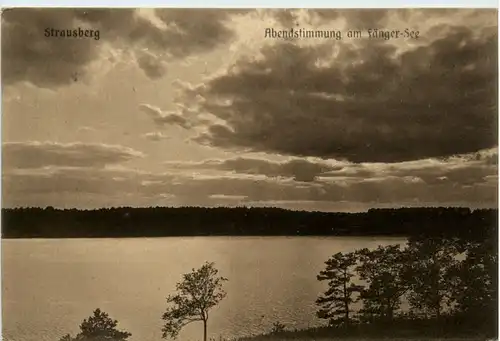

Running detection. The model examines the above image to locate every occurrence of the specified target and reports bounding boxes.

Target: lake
[2,237,406,341]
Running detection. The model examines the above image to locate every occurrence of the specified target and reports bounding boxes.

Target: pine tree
[316,252,361,326]
[405,236,460,319]
[57,308,131,341]
[355,245,408,323]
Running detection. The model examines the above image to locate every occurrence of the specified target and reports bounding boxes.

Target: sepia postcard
[1,8,498,341]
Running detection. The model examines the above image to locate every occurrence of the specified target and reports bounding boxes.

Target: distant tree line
[316,234,497,337]
[2,206,497,239]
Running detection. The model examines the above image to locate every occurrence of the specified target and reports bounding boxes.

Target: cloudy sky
[2,8,498,211]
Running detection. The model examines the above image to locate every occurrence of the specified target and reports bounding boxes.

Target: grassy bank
[238,338,490,341]
[237,335,493,341]
[234,319,496,341]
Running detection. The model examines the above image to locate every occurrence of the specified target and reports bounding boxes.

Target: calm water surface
[3,237,406,341]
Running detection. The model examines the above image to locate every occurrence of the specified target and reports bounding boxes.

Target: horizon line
[2,205,497,214]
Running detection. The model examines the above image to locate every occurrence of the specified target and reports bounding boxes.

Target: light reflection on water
[2,236,406,341]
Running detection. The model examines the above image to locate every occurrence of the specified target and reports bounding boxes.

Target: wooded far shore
[2,206,496,239]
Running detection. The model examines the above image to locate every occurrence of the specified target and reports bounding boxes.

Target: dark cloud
[186,17,497,163]
[2,8,250,87]
[136,51,167,79]
[151,9,246,57]
[3,141,144,169]
[271,9,300,27]
[270,8,391,29]
[311,9,389,28]
[2,8,99,88]
[271,9,483,29]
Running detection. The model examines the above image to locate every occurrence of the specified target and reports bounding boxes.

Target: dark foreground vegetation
[57,232,497,341]
[2,206,497,238]
[308,233,497,340]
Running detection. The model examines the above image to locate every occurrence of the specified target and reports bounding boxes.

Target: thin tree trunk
[203,318,207,341]
[387,301,394,321]
[433,251,441,320]
[435,279,441,319]
[343,269,349,324]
